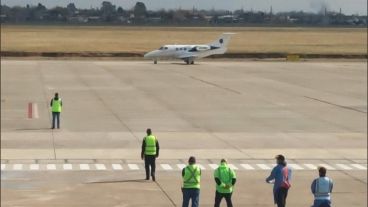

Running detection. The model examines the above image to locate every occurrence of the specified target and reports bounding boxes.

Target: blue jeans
[182,188,200,207]
[52,112,60,128]
[313,199,331,207]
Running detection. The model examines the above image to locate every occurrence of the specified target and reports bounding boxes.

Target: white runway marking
[128,164,139,170]
[177,164,186,170]
[95,164,106,170]
[13,164,23,170]
[336,164,352,170]
[256,164,271,170]
[288,164,304,170]
[197,164,206,170]
[304,164,317,170]
[47,164,56,170]
[319,164,336,170]
[0,162,366,172]
[209,164,219,169]
[228,164,238,170]
[80,164,90,170]
[351,164,367,170]
[63,164,73,170]
[161,164,173,170]
[30,164,40,170]
[112,164,123,170]
[240,164,255,170]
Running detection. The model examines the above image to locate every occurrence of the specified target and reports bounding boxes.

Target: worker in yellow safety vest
[214,159,237,207]
[182,156,201,207]
[50,92,62,129]
[141,128,159,181]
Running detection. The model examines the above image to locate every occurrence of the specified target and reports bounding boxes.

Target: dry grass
[1,25,366,54]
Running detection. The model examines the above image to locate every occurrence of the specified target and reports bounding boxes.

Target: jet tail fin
[208,33,235,49]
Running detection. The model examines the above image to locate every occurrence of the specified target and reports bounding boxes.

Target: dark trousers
[214,191,233,207]
[52,112,60,129]
[313,200,331,207]
[275,187,289,207]
[144,155,156,179]
[182,188,200,207]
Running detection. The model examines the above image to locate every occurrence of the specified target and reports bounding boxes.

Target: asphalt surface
[1,59,367,206]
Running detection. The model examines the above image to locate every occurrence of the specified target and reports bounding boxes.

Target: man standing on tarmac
[266,154,292,207]
[182,156,201,207]
[141,128,159,181]
[50,92,62,129]
[311,166,333,207]
[214,159,237,207]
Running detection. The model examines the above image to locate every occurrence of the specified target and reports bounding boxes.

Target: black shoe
[51,127,54,129]
[152,176,156,182]
[145,177,149,180]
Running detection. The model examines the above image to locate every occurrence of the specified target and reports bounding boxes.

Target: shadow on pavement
[86,179,149,184]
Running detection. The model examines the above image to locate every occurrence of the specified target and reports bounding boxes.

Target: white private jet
[144,33,234,64]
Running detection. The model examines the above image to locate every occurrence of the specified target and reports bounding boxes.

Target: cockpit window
[164,47,168,50]
[159,47,164,50]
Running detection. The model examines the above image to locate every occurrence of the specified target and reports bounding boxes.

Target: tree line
[0,1,366,26]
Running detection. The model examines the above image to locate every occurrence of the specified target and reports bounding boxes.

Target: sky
[1,0,367,15]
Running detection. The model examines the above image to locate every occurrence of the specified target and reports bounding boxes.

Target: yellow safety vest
[214,163,236,193]
[144,135,157,155]
[51,99,62,112]
[183,164,201,189]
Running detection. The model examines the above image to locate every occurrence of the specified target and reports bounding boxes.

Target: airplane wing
[178,54,198,60]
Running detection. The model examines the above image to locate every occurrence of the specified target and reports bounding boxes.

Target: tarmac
[1,59,367,206]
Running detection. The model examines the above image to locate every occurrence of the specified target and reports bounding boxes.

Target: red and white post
[28,102,39,119]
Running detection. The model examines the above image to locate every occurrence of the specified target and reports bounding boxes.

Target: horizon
[1,0,367,15]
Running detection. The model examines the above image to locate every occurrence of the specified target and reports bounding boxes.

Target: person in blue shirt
[266,154,292,207]
[311,166,333,207]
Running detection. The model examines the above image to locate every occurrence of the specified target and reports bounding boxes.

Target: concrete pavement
[1,59,367,206]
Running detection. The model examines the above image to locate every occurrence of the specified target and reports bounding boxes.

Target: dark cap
[275,154,285,161]
[188,156,196,164]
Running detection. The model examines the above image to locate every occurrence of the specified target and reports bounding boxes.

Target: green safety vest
[51,99,62,112]
[144,135,157,155]
[214,163,236,193]
[183,164,201,189]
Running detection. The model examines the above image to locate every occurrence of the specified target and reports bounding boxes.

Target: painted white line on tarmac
[256,164,271,170]
[13,164,23,170]
[209,164,219,169]
[80,164,90,170]
[128,164,139,170]
[112,164,123,170]
[228,164,238,170]
[240,164,255,170]
[336,164,352,170]
[197,164,206,170]
[47,164,56,170]
[30,164,40,170]
[95,164,106,170]
[1,164,5,170]
[304,164,317,170]
[319,164,335,170]
[161,164,173,170]
[63,164,73,170]
[177,164,186,170]
[351,164,367,170]
[288,164,304,170]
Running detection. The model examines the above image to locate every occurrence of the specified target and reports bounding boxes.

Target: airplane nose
[144,51,154,59]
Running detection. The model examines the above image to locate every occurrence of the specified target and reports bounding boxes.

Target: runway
[1,59,367,206]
